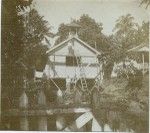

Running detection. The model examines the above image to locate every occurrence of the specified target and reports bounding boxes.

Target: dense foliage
[55,14,111,52]
[1,0,50,108]
[140,0,150,8]
[1,0,33,105]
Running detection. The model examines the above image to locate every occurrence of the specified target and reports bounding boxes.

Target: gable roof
[46,36,102,55]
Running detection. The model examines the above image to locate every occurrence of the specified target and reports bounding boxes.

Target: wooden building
[43,23,104,93]
[45,35,102,79]
[111,43,149,77]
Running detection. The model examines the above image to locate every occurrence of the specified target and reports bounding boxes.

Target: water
[1,108,148,132]
[93,108,149,133]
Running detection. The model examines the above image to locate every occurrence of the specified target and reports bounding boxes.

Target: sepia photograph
[0,0,149,132]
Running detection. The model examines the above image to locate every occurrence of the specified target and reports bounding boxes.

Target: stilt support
[38,90,46,106]
[56,115,66,131]
[19,91,28,109]
[38,116,47,131]
[20,116,29,131]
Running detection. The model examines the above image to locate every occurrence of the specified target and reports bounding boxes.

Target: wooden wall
[44,39,102,79]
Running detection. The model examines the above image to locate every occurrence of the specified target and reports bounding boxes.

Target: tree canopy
[55,14,111,52]
[112,14,148,58]
[140,0,150,8]
[1,0,51,107]
[108,14,149,79]
[1,0,33,101]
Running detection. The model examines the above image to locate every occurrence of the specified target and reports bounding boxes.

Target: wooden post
[38,90,46,106]
[38,116,47,131]
[104,123,112,132]
[54,54,56,77]
[0,71,1,124]
[56,115,66,131]
[142,53,145,76]
[74,89,82,105]
[119,121,127,132]
[19,91,29,130]
[57,89,63,105]
[91,117,102,131]
[20,116,29,131]
[19,91,28,109]
[92,90,99,109]
[95,42,97,50]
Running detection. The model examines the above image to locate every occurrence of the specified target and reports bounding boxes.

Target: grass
[99,73,149,114]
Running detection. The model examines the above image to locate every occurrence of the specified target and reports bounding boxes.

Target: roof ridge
[46,36,102,55]
[73,36,102,55]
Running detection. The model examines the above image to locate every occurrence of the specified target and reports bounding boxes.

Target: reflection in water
[47,109,148,132]
[93,108,148,133]
[104,124,112,132]
[1,109,148,132]
[92,117,102,131]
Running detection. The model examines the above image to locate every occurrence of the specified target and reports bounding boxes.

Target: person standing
[66,76,71,93]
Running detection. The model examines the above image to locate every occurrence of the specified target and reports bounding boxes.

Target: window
[66,56,81,66]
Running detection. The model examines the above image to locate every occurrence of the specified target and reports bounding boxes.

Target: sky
[34,0,149,35]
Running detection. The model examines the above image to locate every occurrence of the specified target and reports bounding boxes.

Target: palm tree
[112,14,138,72]
[140,0,150,8]
[113,14,136,37]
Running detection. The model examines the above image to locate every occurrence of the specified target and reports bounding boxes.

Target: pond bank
[92,74,149,133]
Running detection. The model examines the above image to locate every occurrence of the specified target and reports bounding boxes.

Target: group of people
[56,76,76,105]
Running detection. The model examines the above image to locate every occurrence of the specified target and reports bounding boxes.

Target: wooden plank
[49,61,99,67]
[75,112,93,129]
[56,115,66,131]
[63,111,93,131]
[92,117,102,131]
[53,55,97,58]
[3,107,91,116]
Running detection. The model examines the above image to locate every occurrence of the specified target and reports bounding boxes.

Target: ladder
[91,74,101,93]
[75,56,88,92]
[90,63,103,93]
[72,62,91,88]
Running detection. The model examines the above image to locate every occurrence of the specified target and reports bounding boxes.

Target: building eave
[46,36,102,56]
[127,43,149,52]
[74,36,102,55]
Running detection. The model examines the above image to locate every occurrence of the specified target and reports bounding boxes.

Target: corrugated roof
[127,43,149,52]
[66,22,81,28]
